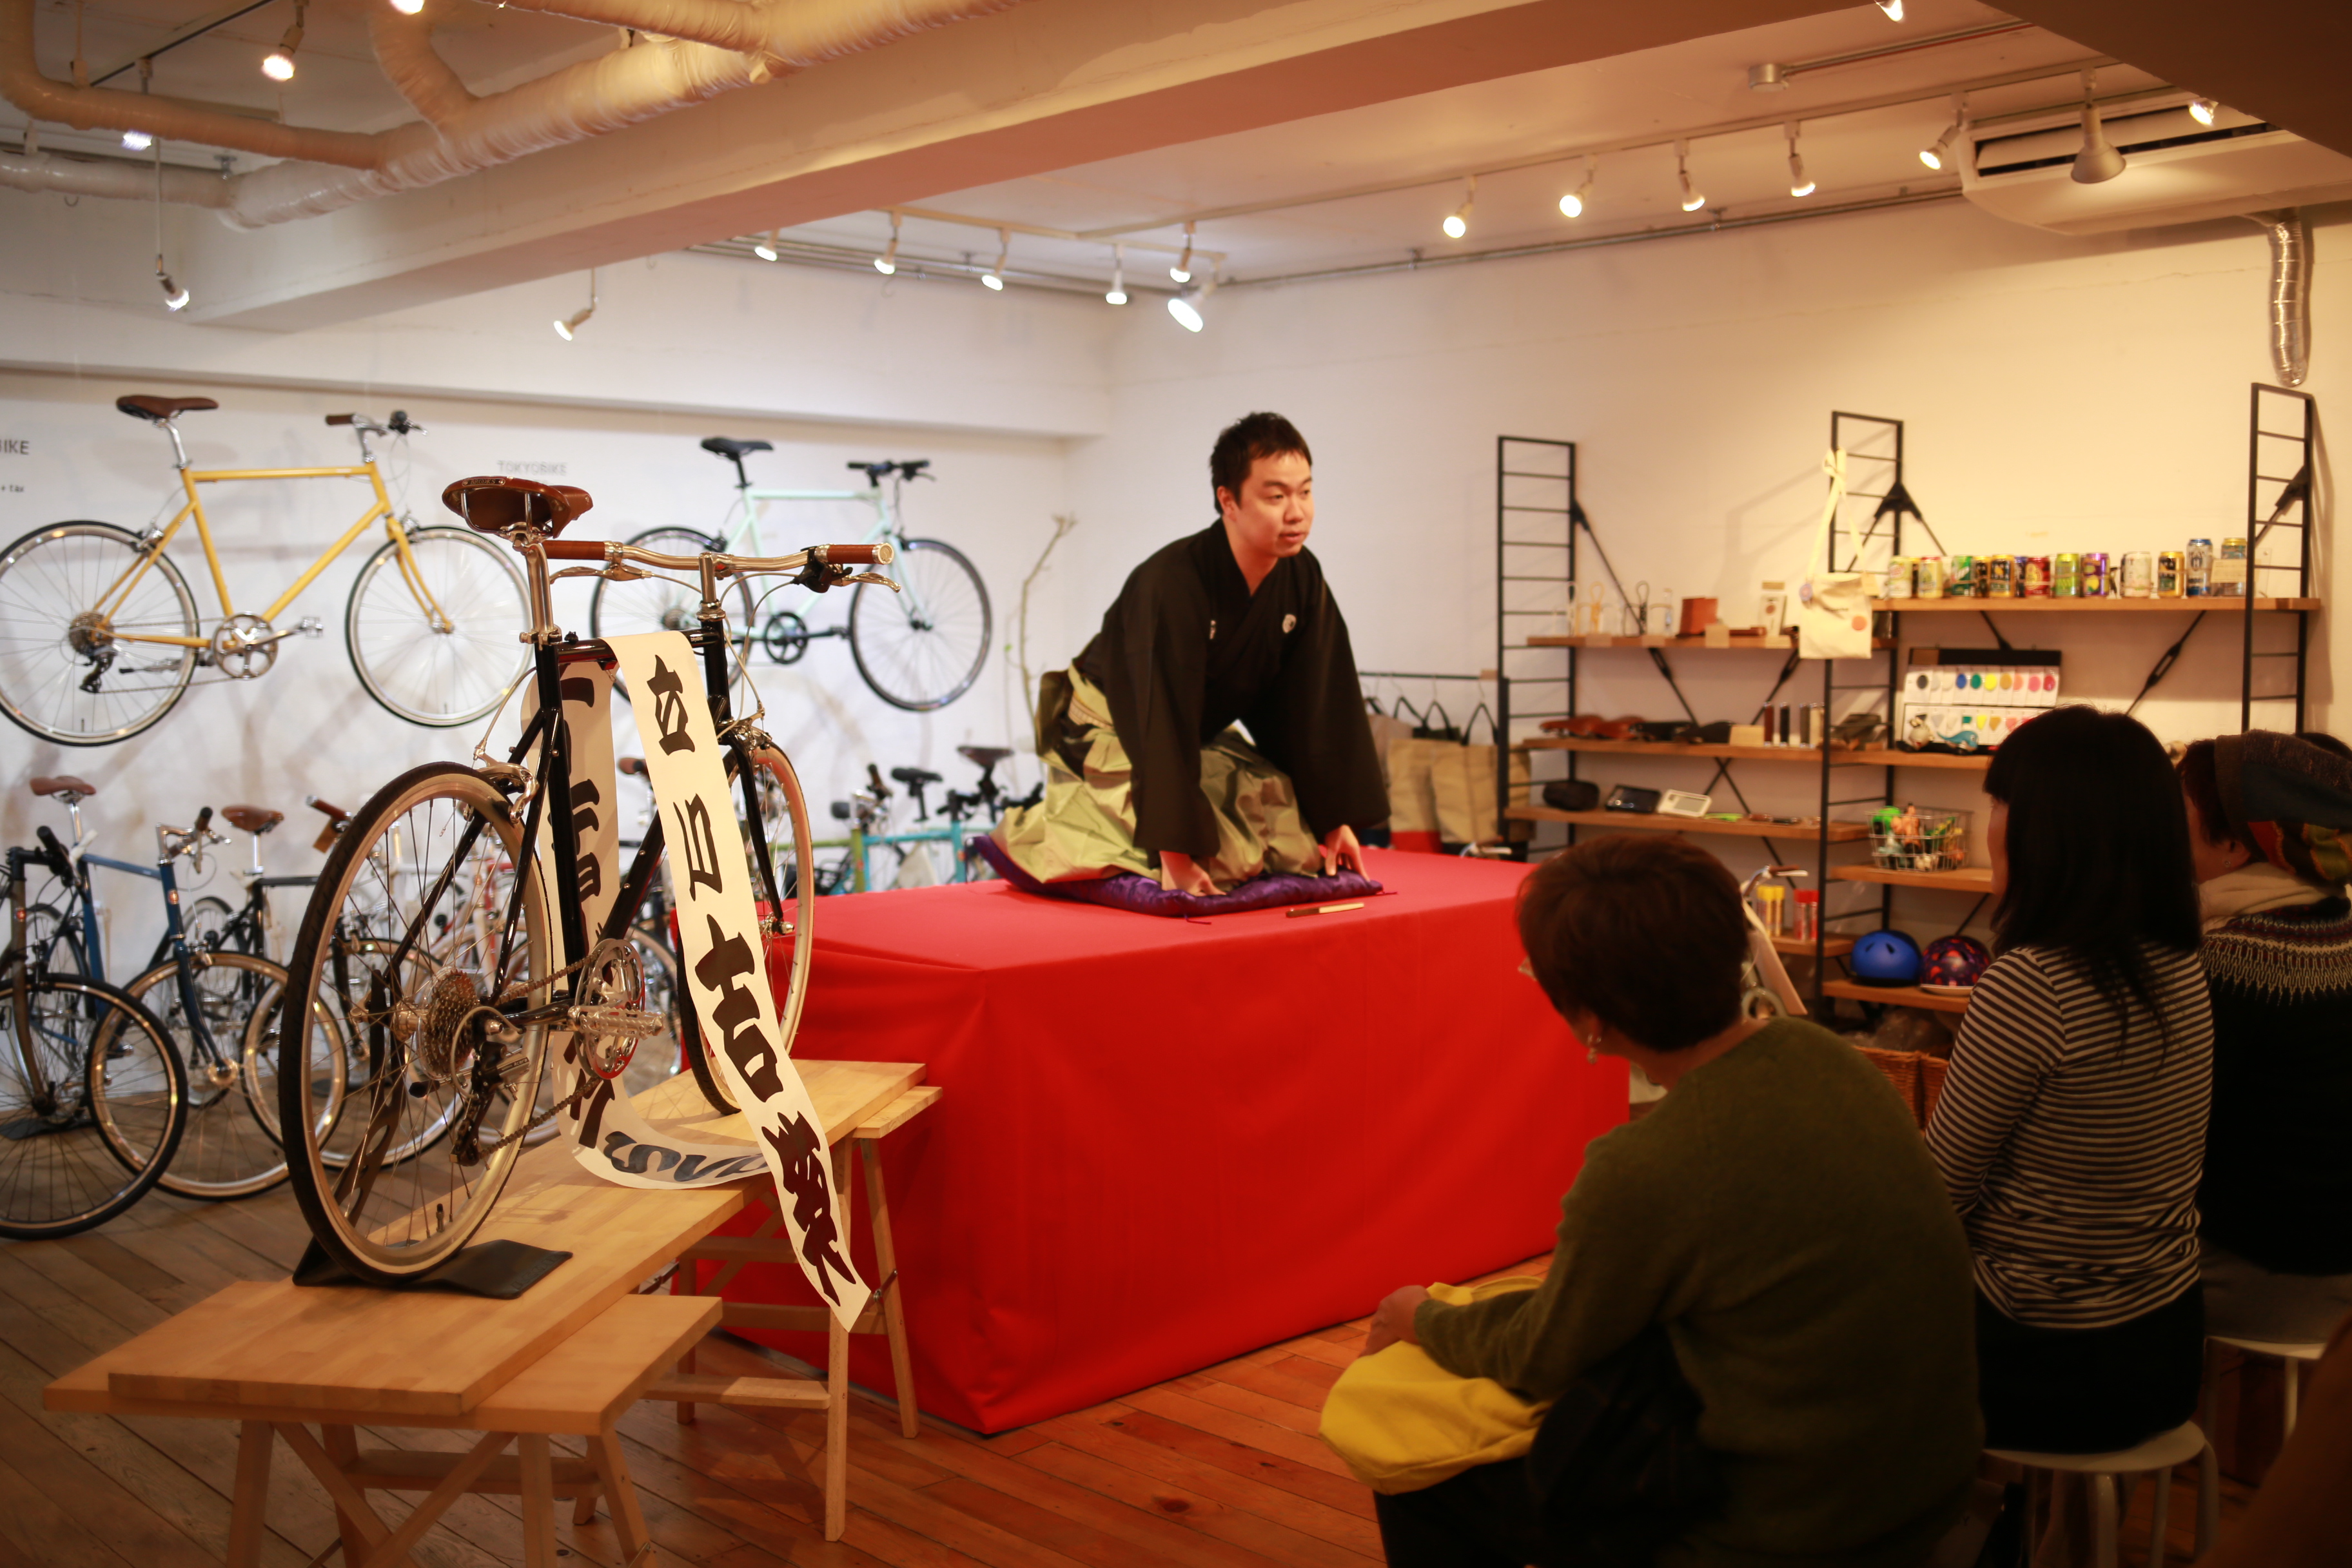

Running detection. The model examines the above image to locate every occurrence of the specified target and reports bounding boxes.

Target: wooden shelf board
[1830,864,1995,890]
[1821,979,1972,1014]
[1877,596,2319,612]
[1527,633,1892,651]
[1518,738,1815,762]
[1836,747,1994,772]
[1505,806,1870,841]
[1773,934,1856,957]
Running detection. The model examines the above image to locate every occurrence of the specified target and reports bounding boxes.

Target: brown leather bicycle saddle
[440,475,592,536]
[959,745,1013,769]
[30,774,98,798]
[222,805,284,834]
[116,395,219,422]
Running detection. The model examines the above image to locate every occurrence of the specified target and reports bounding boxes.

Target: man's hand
[1319,824,1366,877]
[1362,1284,1430,1357]
[1158,850,1215,896]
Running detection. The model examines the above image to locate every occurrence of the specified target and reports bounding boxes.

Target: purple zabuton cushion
[972,834,1382,918]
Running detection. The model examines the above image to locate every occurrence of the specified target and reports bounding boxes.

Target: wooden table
[44,1059,925,1562]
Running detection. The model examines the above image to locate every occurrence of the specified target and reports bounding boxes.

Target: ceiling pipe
[2245,209,2309,387]
[0,148,230,205]
[0,0,1029,228]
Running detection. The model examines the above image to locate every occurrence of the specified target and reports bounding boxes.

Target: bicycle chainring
[208,614,279,680]
[761,611,811,665]
[573,936,647,1081]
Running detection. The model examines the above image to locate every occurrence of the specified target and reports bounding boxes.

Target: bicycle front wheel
[588,526,752,698]
[346,526,530,728]
[849,537,990,711]
[685,741,814,1113]
[122,952,330,1199]
[0,974,186,1239]
[279,764,552,1283]
[0,522,199,746]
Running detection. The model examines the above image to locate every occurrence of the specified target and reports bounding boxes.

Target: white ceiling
[731,0,2159,289]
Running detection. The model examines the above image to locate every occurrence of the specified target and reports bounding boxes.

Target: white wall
[1057,195,2348,937]
[4,182,2346,961]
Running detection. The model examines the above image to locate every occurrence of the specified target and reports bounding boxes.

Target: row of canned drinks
[1884,540,2249,600]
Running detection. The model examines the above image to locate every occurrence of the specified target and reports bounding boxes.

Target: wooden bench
[43,1059,927,1558]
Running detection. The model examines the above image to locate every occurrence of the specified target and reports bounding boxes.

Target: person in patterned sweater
[2179,731,2352,1344]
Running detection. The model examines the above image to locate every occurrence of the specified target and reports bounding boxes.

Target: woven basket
[1857,1044,1924,1124]
[1918,1055,1950,1128]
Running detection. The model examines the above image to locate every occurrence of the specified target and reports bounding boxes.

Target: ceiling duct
[0,0,1027,226]
[1960,99,2352,234]
[2246,209,2309,387]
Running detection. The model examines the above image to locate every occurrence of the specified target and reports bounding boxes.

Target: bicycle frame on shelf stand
[720,469,946,648]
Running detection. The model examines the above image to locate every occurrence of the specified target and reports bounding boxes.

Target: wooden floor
[1,1184,2250,1568]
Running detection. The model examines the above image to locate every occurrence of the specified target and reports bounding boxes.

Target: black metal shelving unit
[1495,437,1576,856]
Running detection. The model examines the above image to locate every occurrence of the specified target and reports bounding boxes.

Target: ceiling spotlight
[1170,220,1194,283]
[1442,174,1476,240]
[121,128,152,151]
[752,228,779,262]
[155,258,189,312]
[1876,0,1904,19]
[1747,63,1788,93]
[1558,155,1593,219]
[1168,290,1204,333]
[1785,124,1814,198]
[874,212,899,275]
[1674,141,1705,213]
[2189,97,2219,127]
[981,228,1008,290]
[260,0,304,81]
[553,268,596,340]
[1919,93,1966,170]
[389,0,424,12]
[1105,244,1127,306]
[2072,70,2126,185]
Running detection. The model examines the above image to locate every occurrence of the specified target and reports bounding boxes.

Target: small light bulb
[1790,164,1814,199]
[389,0,424,12]
[1168,294,1204,333]
[982,273,1004,291]
[1680,184,1705,213]
[753,229,778,262]
[122,128,153,151]
[1106,288,1127,306]
[1558,191,1582,219]
[1442,212,1466,239]
[1169,264,1190,283]
[1877,0,1903,19]
[1919,146,1943,172]
[160,275,190,311]
[874,255,896,275]
[2189,97,2217,127]
[262,49,295,81]
[553,318,574,340]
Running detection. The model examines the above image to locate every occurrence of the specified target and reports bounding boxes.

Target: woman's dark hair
[1210,413,1311,511]
[1984,706,2202,1044]
[1517,836,1747,1052]
[2177,740,2262,859]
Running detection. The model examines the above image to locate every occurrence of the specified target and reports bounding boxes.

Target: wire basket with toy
[1869,805,1970,874]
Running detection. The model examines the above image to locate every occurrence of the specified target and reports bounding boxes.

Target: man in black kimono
[995,413,1389,894]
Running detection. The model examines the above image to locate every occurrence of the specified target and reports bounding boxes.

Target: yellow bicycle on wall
[0,395,530,747]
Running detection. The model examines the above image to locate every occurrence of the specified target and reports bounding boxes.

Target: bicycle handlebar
[542,539,894,574]
[324,410,425,436]
[305,795,349,824]
[193,806,213,836]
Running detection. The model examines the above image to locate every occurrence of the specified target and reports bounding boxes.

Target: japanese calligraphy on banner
[549,636,868,1330]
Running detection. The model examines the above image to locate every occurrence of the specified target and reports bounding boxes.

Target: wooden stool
[52,1289,718,1568]
[654,1083,942,1539]
[1987,1421,2219,1568]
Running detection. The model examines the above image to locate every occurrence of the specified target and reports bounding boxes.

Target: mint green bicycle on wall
[585,443,990,712]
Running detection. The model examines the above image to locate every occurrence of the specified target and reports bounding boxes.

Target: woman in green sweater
[1364,836,1981,1568]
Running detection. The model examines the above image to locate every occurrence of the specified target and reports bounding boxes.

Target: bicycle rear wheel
[0,973,186,1239]
[587,526,752,699]
[279,764,552,1283]
[849,536,990,711]
[684,741,814,1113]
[346,526,530,728]
[122,951,336,1199]
[0,522,199,747]
[622,922,684,1097]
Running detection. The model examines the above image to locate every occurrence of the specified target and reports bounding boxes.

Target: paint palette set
[1896,651,2062,753]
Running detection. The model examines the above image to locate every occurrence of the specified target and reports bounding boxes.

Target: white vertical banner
[606,631,870,1329]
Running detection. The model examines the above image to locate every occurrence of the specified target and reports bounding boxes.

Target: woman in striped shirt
[1925,705,2213,1453]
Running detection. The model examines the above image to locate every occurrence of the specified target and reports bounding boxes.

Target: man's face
[1219,451,1314,560]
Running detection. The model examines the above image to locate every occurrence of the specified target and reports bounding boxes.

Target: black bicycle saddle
[701,437,772,460]
[958,746,1012,769]
[890,767,943,787]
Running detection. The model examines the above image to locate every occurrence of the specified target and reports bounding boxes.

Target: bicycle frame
[717,478,949,631]
[77,835,228,1072]
[90,457,454,652]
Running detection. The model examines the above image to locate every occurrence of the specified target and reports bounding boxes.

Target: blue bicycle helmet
[1851,929,1924,987]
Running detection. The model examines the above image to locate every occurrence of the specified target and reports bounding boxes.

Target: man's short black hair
[1210,413,1311,511]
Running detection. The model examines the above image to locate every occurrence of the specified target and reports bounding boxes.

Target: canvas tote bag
[1384,700,1456,848]
[1431,703,1533,846]
[1793,449,1874,660]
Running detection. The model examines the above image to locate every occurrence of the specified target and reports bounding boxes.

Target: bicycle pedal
[295,616,324,638]
[567,1003,667,1038]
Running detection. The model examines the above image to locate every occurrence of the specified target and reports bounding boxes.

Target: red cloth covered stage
[725,847,1625,1433]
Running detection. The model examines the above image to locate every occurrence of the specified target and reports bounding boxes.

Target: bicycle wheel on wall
[121,951,337,1199]
[587,527,752,697]
[279,763,552,1283]
[849,537,990,711]
[0,974,187,1239]
[346,526,531,728]
[685,741,815,1114]
[0,522,199,747]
